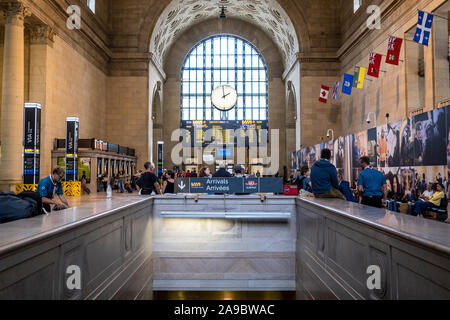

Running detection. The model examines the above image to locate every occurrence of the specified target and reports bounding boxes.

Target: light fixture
[326,129,334,141]
[219,6,227,19]
[366,112,376,127]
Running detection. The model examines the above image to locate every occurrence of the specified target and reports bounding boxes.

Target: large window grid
[181,35,268,121]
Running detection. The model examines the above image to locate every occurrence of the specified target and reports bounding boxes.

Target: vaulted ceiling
[149,0,299,68]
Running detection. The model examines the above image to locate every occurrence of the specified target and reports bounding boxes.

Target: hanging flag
[352,66,366,88]
[342,74,354,95]
[386,36,403,65]
[319,85,330,103]
[368,52,382,78]
[332,81,342,100]
[413,10,434,46]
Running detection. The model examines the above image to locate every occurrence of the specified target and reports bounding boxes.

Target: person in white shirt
[420,183,434,201]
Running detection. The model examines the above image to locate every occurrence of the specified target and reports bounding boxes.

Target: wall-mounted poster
[386,120,402,168]
[413,108,446,166]
[367,128,377,167]
[296,150,302,170]
[320,140,335,165]
[377,125,388,168]
[352,131,368,168]
[334,136,345,169]
[399,118,414,166]
[447,107,450,182]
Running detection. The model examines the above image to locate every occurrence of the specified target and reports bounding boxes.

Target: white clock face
[211,85,238,111]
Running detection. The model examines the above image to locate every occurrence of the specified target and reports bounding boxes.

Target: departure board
[181,120,268,147]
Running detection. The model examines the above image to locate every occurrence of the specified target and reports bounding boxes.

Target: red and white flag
[319,85,330,103]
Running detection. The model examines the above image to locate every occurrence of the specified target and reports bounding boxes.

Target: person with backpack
[37,167,70,213]
[296,165,312,193]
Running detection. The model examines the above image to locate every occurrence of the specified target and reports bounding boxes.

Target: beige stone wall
[338,0,450,137]
[38,36,107,176]
[106,76,148,170]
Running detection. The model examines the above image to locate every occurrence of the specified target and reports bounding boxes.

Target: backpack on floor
[0,192,37,224]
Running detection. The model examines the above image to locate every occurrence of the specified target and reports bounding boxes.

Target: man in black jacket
[213,163,232,177]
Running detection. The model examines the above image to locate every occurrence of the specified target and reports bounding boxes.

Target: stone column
[28,23,55,177]
[0,2,30,191]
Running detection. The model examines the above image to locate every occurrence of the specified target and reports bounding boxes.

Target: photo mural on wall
[291,104,450,201]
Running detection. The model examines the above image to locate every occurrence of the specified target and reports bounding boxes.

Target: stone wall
[338,0,450,137]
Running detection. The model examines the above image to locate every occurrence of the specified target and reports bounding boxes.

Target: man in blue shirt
[357,156,387,208]
[37,167,70,213]
[310,148,345,199]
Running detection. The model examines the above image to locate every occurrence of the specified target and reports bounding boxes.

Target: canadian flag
[319,85,330,103]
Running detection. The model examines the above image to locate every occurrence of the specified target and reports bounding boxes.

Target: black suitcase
[17,191,44,217]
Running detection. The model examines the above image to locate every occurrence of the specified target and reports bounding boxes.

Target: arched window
[181,35,268,121]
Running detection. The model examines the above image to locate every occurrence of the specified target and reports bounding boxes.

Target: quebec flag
[413,10,434,46]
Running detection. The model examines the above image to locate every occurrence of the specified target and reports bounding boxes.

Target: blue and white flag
[342,74,354,96]
[413,10,434,46]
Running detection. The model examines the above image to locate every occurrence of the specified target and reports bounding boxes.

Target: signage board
[23,103,41,184]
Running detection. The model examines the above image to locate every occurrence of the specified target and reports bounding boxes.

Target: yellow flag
[353,66,366,89]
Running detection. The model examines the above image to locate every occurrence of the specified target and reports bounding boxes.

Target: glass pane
[237,70,244,81]
[197,97,203,108]
[197,83,203,94]
[238,96,244,107]
[205,71,212,81]
[228,55,235,68]
[213,70,220,82]
[245,96,252,107]
[214,38,220,54]
[197,109,203,119]
[260,96,266,108]
[205,108,211,120]
[252,70,259,80]
[190,70,196,81]
[189,55,196,68]
[197,70,203,81]
[213,56,220,68]
[221,38,227,53]
[221,70,228,82]
[253,109,259,120]
[259,70,266,80]
[197,55,203,67]
[197,44,203,55]
[205,56,211,68]
[252,55,259,68]
[228,71,235,82]
[260,83,266,94]
[183,97,189,108]
[190,109,196,120]
[221,55,227,68]
[191,47,197,56]
[238,109,243,120]
[237,83,243,94]
[260,110,266,120]
[190,96,196,107]
[228,39,235,54]
[205,82,212,94]
[245,109,252,120]
[237,41,243,54]
[237,55,243,68]
[213,109,220,120]
[183,110,189,120]
[205,40,211,55]
[182,70,189,81]
[182,82,189,93]
[245,56,252,68]
[253,82,259,93]
[245,44,252,55]
[245,82,252,93]
[190,82,196,93]
[229,111,235,120]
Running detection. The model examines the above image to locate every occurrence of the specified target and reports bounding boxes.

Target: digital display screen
[216,148,233,158]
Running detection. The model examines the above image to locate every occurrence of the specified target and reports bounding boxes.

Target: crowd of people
[292,148,448,222]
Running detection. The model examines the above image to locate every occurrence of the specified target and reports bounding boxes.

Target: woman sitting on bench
[412,183,445,217]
